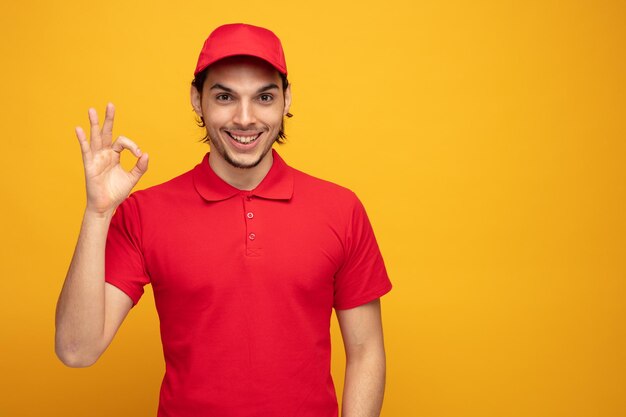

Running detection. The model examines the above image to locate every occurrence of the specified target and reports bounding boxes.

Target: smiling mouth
[226,132,261,145]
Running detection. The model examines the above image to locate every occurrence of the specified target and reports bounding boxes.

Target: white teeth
[229,133,260,144]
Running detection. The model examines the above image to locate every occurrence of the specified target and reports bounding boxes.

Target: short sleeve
[105,194,150,306]
[333,195,392,310]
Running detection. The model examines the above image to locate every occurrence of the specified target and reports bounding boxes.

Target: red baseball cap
[194,23,287,77]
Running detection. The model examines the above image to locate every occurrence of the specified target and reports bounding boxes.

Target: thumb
[129,153,149,183]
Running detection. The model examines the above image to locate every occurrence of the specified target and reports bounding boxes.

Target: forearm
[55,209,113,366]
[341,347,386,417]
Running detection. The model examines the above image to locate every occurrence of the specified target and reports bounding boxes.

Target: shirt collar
[193,149,294,202]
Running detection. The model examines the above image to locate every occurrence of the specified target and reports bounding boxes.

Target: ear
[190,84,203,117]
[283,83,292,116]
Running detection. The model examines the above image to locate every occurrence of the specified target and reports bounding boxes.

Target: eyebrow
[209,83,280,93]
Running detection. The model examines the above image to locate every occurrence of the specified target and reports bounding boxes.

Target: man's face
[191,56,291,170]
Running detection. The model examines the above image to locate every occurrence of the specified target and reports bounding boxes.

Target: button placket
[243,195,260,256]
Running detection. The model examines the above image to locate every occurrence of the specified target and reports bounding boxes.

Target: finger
[101,103,115,146]
[111,135,142,157]
[129,153,149,183]
[88,108,102,151]
[75,126,91,161]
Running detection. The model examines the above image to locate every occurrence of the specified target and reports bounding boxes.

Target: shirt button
[248,233,256,241]
[246,212,254,219]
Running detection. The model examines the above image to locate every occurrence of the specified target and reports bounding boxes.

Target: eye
[258,94,273,103]
[216,93,231,102]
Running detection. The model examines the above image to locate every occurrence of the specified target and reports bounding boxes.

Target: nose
[232,99,256,127]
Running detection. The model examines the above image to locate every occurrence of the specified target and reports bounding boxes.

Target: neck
[208,151,274,191]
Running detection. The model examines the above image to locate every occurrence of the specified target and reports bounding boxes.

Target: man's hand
[76,103,148,215]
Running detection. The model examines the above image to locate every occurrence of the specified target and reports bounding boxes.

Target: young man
[55,23,392,417]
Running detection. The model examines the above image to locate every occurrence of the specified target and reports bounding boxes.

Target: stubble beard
[209,133,278,169]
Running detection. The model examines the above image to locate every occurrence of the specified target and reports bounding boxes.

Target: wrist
[84,206,115,221]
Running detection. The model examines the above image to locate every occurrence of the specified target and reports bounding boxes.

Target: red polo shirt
[105,150,392,417]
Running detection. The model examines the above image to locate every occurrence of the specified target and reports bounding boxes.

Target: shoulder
[120,165,197,211]
[289,166,360,207]
[286,166,368,228]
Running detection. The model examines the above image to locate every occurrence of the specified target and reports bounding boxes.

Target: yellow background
[1,0,625,416]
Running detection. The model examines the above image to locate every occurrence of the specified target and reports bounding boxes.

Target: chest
[141,196,346,312]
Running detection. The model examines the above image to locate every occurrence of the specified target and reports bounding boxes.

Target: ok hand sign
[75,103,148,216]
